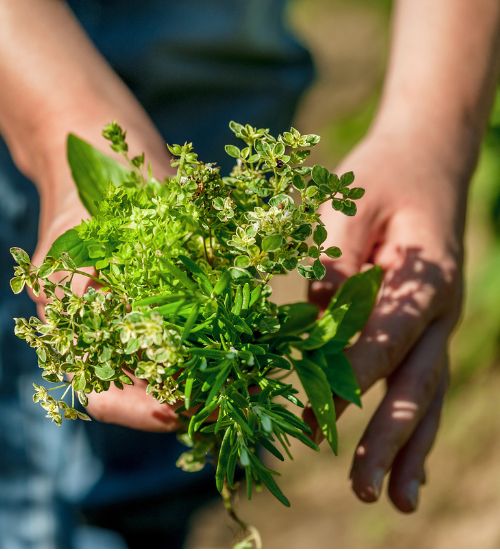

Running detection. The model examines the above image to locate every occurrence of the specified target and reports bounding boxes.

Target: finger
[349,320,449,503]
[304,249,449,440]
[88,378,180,432]
[344,247,447,395]
[388,365,448,512]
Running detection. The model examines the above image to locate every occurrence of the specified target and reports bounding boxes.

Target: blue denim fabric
[0,1,314,547]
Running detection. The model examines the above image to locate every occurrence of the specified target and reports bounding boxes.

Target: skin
[308,0,500,512]
[1,0,499,513]
[0,0,179,432]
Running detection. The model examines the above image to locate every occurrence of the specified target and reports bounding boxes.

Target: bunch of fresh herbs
[11,121,381,545]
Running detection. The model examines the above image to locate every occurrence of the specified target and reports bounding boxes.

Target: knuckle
[430,260,463,316]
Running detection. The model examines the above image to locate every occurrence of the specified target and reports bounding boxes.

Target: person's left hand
[305,127,466,512]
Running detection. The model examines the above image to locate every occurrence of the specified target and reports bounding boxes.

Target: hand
[30,115,181,432]
[308,128,465,512]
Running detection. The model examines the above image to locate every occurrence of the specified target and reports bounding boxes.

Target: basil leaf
[67,133,129,215]
[294,357,338,454]
[46,227,94,267]
[277,302,319,336]
[298,304,348,350]
[310,349,361,407]
[328,265,383,345]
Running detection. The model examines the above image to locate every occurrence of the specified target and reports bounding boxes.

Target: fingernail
[405,479,420,510]
[370,468,385,499]
[355,468,384,502]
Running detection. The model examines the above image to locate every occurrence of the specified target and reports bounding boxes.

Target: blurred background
[189,0,500,547]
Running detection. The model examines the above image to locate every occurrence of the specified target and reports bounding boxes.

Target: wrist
[369,101,483,188]
[11,99,171,200]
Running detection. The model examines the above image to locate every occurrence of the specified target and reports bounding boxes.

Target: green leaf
[184,376,194,410]
[259,436,284,461]
[262,234,283,252]
[46,227,94,267]
[133,292,186,308]
[77,411,92,421]
[328,265,383,346]
[311,165,329,186]
[268,193,293,208]
[274,142,285,157]
[305,186,319,199]
[216,427,233,493]
[181,303,200,341]
[249,285,262,307]
[277,302,319,336]
[67,133,129,215]
[297,264,315,279]
[234,255,251,268]
[248,454,290,507]
[342,199,357,216]
[311,349,361,407]
[340,171,355,186]
[10,247,30,266]
[188,400,219,438]
[292,174,305,190]
[348,187,365,199]
[178,255,213,295]
[324,246,342,259]
[213,270,231,296]
[10,276,25,294]
[229,267,252,281]
[95,364,116,381]
[161,259,197,291]
[224,144,241,158]
[312,259,326,280]
[294,358,338,454]
[260,414,272,433]
[308,245,320,259]
[206,360,232,404]
[38,257,59,278]
[313,225,327,246]
[291,223,311,241]
[72,372,87,392]
[298,303,348,350]
[119,374,133,385]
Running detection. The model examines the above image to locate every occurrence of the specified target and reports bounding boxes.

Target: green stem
[202,235,212,267]
[60,383,72,401]
[209,229,215,263]
[72,269,109,287]
[222,481,248,533]
[222,482,262,549]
